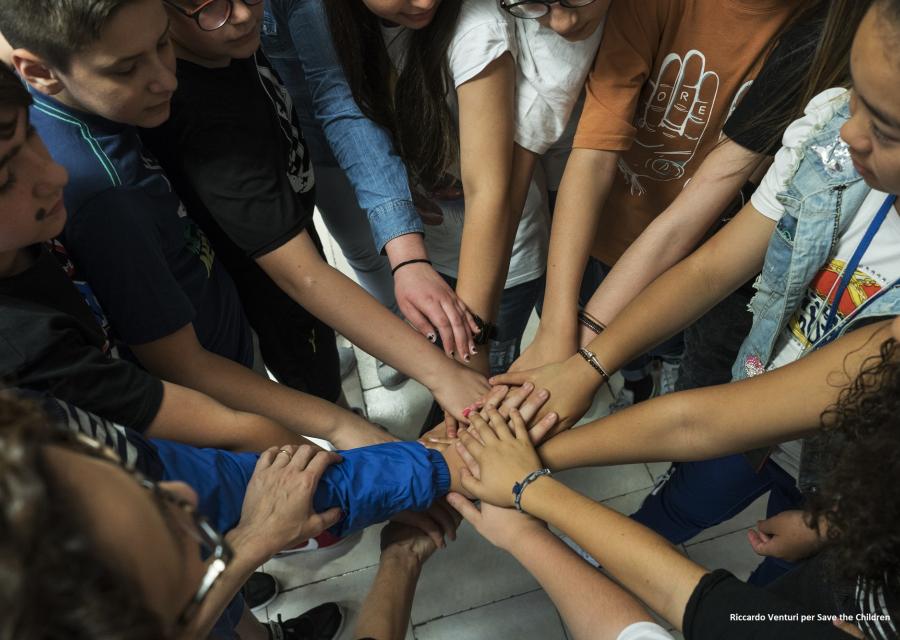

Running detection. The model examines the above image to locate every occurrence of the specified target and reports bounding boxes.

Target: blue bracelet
[512,468,552,513]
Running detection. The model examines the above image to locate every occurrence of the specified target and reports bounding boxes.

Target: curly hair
[807,338,900,619]
[0,393,167,639]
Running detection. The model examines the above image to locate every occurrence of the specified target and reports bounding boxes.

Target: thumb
[832,618,865,639]
[308,507,343,536]
[446,491,481,525]
[529,412,558,445]
[489,371,533,387]
[747,528,773,556]
[458,467,483,500]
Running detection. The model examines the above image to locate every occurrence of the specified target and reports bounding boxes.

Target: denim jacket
[261,0,422,253]
[733,93,900,382]
[731,94,900,493]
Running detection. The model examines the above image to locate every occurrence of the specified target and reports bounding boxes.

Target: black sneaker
[242,571,280,612]
[266,603,344,640]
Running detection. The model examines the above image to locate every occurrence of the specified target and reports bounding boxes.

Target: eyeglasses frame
[60,430,233,629]
[162,0,264,32]
[498,0,598,19]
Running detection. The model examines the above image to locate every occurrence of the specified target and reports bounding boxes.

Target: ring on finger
[277,448,293,458]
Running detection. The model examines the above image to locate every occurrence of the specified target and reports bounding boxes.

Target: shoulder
[30,103,128,208]
[448,0,516,86]
[768,88,850,181]
[782,88,850,149]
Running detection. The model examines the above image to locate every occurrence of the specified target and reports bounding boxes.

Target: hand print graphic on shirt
[619,49,720,195]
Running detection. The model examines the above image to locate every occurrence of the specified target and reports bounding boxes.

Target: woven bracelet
[578,311,607,335]
[512,468,552,513]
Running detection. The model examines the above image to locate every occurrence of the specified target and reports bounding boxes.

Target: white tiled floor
[257,215,768,638]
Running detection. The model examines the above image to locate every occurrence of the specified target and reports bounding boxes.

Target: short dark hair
[0,393,167,639]
[0,64,31,141]
[0,0,138,72]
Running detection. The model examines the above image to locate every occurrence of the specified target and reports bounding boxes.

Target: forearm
[455,54,518,321]
[540,319,892,471]
[455,194,518,320]
[354,550,422,640]
[258,233,453,389]
[146,381,311,452]
[541,148,618,333]
[384,232,430,267]
[506,526,656,640]
[455,146,538,321]
[580,205,774,378]
[582,145,760,333]
[523,479,707,630]
[137,338,371,446]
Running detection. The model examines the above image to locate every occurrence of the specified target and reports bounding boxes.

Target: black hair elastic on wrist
[391,258,432,275]
[578,310,606,335]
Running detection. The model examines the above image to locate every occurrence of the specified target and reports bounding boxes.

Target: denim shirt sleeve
[275,0,422,253]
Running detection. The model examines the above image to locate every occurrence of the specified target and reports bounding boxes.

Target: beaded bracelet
[512,468,552,513]
[578,310,607,335]
[577,347,610,383]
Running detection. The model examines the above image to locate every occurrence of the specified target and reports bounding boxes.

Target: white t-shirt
[751,87,900,475]
[616,621,676,640]
[513,16,604,154]
[383,0,550,287]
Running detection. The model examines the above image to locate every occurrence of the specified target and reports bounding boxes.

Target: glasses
[62,431,232,628]
[499,0,597,19]
[163,0,264,32]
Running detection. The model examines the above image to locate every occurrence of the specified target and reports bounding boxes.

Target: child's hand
[456,407,550,508]
[747,510,823,563]
[447,492,546,552]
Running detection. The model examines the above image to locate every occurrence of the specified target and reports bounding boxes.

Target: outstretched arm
[283,0,476,355]
[493,202,777,431]
[257,231,489,421]
[132,324,394,450]
[579,139,766,339]
[456,409,706,630]
[453,53,519,374]
[146,381,314,452]
[538,319,892,471]
[447,497,669,640]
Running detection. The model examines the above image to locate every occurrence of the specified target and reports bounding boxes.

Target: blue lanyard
[819,194,897,344]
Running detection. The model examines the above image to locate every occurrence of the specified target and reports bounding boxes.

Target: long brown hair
[325,1,462,192]
[727,0,872,155]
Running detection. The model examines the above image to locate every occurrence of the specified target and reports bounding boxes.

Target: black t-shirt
[19,389,166,481]
[684,569,869,640]
[0,246,163,431]
[723,10,826,156]
[141,51,316,261]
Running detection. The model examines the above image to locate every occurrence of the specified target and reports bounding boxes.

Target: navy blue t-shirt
[30,94,253,367]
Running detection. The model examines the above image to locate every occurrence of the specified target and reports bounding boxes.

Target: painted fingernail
[464,354,471,362]
[427,333,436,343]
[470,345,477,355]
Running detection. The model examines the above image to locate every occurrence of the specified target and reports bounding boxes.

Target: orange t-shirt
[573,0,796,265]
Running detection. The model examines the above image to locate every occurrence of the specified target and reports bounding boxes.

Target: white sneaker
[657,359,681,396]
[376,360,408,387]
[609,377,659,414]
[338,345,357,379]
[608,387,636,414]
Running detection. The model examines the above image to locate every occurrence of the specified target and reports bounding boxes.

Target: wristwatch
[472,313,498,346]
